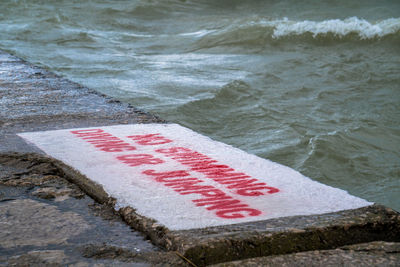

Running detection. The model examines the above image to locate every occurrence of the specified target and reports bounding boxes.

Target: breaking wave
[194,17,400,48]
[271,17,400,39]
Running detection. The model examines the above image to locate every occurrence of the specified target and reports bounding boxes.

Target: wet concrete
[0,153,185,266]
[120,202,400,266]
[1,49,399,266]
[0,51,164,154]
[211,241,400,266]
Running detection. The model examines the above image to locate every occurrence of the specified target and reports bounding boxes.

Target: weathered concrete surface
[120,203,400,266]
[0,51,164,154]
[0,153,186,266]
[1,50,399,266]
[211,241,400,266]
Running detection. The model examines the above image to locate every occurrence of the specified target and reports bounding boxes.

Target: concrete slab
[18,123,371,231]
[16,118,400,266]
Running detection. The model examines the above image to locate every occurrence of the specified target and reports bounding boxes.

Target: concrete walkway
[1,50,399,266]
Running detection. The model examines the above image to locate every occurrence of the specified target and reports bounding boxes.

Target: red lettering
[192,164,231,172]
[180,158,211,165]
[99,145,136,153]
[88,138,119,144]
[168,179,215,193]
[117,154,164,167]
[213,176,251,183]
[164,178,202,187]
[203,168,245,178]
[142,168,261,219]
[92,140,136,152]
[172,152,209,161]
[71,129,137,152]
[82,133,114,140]
[192,195,232,203]
[183,188,226,198]
[187,159,219,168]
[196,199,247,211]
[127,133,172,145]
[157,145,280,197]
[216,208,262,219]
[155,147,190,155]
[237,186,279,196]
[225,179,263,189]
[142,170,190,182]
[93,140,128,146]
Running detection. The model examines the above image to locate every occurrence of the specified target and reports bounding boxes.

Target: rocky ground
[0,50,399,266]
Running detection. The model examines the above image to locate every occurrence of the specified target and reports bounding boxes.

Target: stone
[0,199,90,248]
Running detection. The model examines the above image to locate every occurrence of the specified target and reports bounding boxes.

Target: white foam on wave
[265,17,400,39]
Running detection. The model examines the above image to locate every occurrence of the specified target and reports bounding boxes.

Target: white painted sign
[18,124,371,230]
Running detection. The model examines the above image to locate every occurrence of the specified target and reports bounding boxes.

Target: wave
[100,0,205,18]
[175,80,256,119]
[271,17,400,39]
[193,17,400,48]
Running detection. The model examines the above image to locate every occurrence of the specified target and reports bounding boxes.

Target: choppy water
[1,0,399,211]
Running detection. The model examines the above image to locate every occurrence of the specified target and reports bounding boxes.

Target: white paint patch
[18,124,372,230]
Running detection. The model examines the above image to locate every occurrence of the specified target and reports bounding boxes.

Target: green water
[1,0,399,210]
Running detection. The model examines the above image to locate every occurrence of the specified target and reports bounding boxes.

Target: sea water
[0,0,399,211]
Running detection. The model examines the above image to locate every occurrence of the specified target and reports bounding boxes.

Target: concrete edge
[169,204,400,265]
[2,152,399,266]
[0,152,110,205]
[0,49,167,126]
[4,151,397,266]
